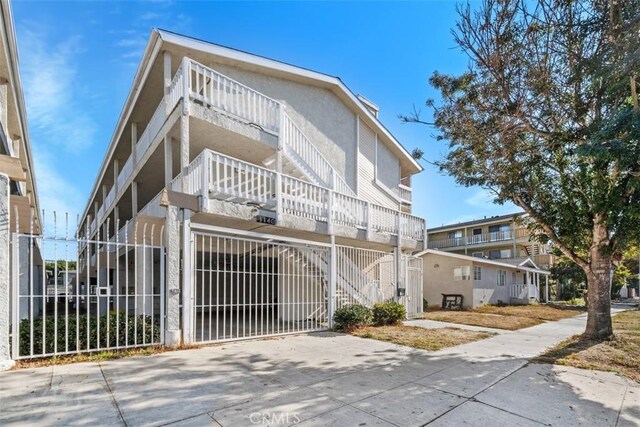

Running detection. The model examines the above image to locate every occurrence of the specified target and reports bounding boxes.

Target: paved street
[1,309,638,426]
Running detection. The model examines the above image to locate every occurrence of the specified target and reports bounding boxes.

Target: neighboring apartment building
[427,213,554,269]
[78,30,426,346]
[0,0,41,368]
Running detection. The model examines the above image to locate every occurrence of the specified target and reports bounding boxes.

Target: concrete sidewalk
[1,309,638,427]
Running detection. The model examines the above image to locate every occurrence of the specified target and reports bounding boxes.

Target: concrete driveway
[1,312,638,426]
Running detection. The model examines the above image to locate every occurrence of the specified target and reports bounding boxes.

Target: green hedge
[372,302,406,326]
[17,311,160,356]
[333,304,373,331]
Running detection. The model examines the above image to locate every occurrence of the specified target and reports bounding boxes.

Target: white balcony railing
[87,58,416,240]
[188,59,281,135]
[172,149,426,241]
[397,184,412,204]
[509,283,539,300]
[428,228,530,250]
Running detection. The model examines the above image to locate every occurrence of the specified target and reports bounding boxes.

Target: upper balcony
[427,227,530,250]
[83,58,421,246]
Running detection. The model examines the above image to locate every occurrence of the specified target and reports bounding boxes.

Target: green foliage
[45,260,77,272]
[16,311,160,357]
[372,302,407,326]
[423,298,429,311]
[403,0,640,338]
[333,304,372,331]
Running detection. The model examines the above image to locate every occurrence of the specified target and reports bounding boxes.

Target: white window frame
[472,252,484,258]
[497,270,507,286]
[454,266,471,281]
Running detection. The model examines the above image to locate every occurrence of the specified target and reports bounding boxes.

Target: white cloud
[19,24,95,220]
[20,27,97,152]
[465,189,498,209]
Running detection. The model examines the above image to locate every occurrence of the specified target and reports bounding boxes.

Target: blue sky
[14,0,518,229]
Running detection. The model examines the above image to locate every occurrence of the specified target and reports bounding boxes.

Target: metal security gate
[335,246,396,309]
[11,222,165,359]
[404,255,424,319]
[191,232,330,343]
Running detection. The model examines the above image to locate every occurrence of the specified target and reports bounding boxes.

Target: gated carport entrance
[189,231,331,343]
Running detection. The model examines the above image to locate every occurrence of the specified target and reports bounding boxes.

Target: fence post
[0,174,13,369]
[328,235,337,328]
[164,204,181,347]
[181,209,193,344]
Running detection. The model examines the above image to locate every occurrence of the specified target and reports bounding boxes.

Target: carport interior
[192,232,330,342]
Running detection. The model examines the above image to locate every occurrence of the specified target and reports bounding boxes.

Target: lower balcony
[135,149,425,248]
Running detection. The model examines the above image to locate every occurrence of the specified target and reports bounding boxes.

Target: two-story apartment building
[427,213,554,270]
[78,30,426,347]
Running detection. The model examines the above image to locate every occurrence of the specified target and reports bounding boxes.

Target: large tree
[405,0,640,339]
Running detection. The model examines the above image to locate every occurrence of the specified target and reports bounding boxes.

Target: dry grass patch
[472,304,584,321]
[423,310,542,330]
[535,310,640,383]
[12,344,198,370]
[350,325,494,351]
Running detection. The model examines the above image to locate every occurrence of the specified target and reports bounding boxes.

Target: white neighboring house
[417,250,550,309]
[77,30,426,346]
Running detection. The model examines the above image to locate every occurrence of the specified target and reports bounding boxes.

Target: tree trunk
[583,220,614,340]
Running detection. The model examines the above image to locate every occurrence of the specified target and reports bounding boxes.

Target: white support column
[132,182,138,215]
[327,235,336,328]
[181,56,190,116]
[200,150,209,210]
[0,174,12,370]
[164,204,181,347]
[181,209,192,343]
[326,189,334,235]
[180,115,189,193]
[395,246,403,302]
[131,122,138,162]
[163,51,172,94]
[164,136,173,187]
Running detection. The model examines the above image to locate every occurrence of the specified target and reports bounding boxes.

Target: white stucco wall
[422,253,473,309]
[358,120,399,209]
[472,265,511,306]
[205,62,358,191]
[375,138,400,190]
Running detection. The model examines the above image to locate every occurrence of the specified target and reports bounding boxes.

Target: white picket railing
[135,99,166,164]
[333,192,367,229]
[281,113,356,196]
[167,66,184,114]
[117,156,133,192]
[208,151,276,206]
[397,184,412,204]
[281,176,328,222]
[138,191,165,218]
[188,59,281,135]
